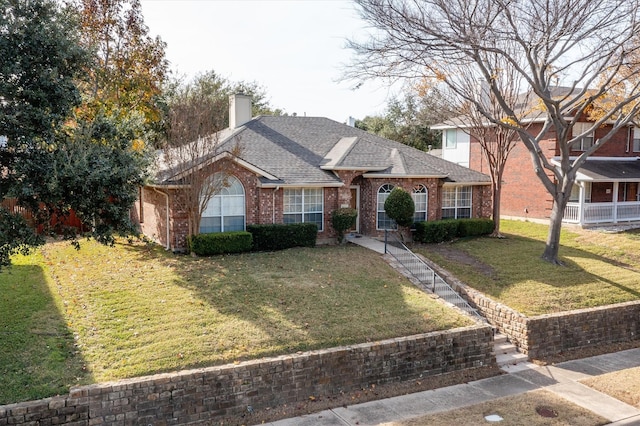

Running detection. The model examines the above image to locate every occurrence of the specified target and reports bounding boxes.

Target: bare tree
[440,52,533,237]
[348,0,640,264]
[161,75,242,239]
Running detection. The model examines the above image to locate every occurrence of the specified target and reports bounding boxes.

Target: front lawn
[0,240,472,404]
[414,220,640,316]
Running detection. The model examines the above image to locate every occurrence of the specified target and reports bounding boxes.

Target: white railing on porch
[563,201,640,224]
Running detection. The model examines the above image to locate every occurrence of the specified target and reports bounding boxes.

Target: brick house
[133,94,491,250]
[433,95,640,227]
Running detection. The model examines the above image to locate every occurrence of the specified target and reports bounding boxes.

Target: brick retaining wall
[0,325,494,426]
[428,257,640,359]
[526,301,640,359]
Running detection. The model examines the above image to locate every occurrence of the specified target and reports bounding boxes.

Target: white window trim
[444,129,457,149]
[572,122,595,152]
[377,184,397,230]
[200,175,246,234]
[283,188,324,231]
[442,186,472,219]
[412,184,428,223]
[633,127,640,153]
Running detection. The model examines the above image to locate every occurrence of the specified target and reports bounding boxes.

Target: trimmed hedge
[458,218,495,237]
[414,218,494,243]
[247,223,318,251]
[188,231,253,256]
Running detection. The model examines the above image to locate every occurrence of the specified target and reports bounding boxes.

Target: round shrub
[384,187,415,227]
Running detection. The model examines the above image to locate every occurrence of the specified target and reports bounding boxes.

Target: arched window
[412,185,428,223]
[377,184,397,230]
[200,174,245,233]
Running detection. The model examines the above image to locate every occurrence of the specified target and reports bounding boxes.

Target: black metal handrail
[384,231,486,323]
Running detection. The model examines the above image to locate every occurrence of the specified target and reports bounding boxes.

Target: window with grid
[377,184,397,230]
[283,188,323,230]
[412,185,428,223]
[441,186,472,219]
[633,127,640,152]
[200,174,245,233]
[572,122,594,151]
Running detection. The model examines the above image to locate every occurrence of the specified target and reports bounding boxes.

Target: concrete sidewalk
[267,347,640,425]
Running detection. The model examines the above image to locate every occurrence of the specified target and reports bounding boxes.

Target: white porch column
[613,182,619,223]
[578,182,585,225]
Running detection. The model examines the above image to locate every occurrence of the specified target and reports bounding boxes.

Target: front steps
[494,333,529,371]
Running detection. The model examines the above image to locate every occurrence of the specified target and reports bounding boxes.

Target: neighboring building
[433,90,640,227]
[134,94,491,250]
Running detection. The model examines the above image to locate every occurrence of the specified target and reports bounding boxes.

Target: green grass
[414,220,640,316]
[0,240,471,404]
[0,252,86,404]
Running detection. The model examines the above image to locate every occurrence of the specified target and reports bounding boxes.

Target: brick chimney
[229,93,252,129]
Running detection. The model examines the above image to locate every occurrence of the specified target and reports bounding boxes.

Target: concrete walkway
[268,348,640,425]
[346,233,386,254]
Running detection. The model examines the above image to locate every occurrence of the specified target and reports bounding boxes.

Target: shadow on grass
[0,262,92,405]
[413,230,640,315]
[120,243,471,364]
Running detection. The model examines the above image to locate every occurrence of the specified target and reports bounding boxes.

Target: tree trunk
[490,180,502,237]
[541,199,567,264]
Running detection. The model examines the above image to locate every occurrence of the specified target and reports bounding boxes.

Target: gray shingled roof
[156,116,490,186]
[576,158,640,182]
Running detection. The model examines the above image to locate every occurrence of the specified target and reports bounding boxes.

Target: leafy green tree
[0,0,157,268]
[0,0,88,267]
[356,92,449,150]
[14,114,151,245]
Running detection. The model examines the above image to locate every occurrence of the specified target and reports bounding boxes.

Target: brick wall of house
[468,123,638,221]
[134,160,492,249]
[136,187,170,248]
[358,177,444,238]
[570,124,635,157]
[0,326,495,426]
[473,185,493,220]
[470,126,557,220]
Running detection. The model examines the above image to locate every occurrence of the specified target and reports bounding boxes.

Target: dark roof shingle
[157,116,490,186]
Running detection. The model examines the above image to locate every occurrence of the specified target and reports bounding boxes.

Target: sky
[139,0,399,123]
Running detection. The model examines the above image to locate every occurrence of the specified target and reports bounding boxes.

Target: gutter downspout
[152,187,171,250]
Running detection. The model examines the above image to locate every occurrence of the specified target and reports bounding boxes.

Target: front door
[349,186,360,233]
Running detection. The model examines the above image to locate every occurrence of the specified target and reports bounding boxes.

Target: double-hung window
[442,186,472,219]
[412,185,428,223]
[572,122,595,151]
[283,188,323,231]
